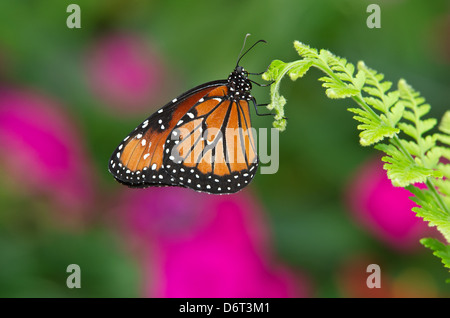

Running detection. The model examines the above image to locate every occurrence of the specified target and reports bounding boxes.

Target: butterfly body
[109,38,266,194]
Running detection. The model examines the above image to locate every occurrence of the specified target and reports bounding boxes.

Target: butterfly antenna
[236,33,251,66]
[236,34,266,67]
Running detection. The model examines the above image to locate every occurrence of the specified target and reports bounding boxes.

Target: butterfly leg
[250,98,275,117]
[251,100,288,120]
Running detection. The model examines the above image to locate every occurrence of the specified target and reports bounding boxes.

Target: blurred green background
[0,0,449,297]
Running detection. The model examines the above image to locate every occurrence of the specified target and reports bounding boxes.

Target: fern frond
[348,108,399,146]
[262,41,450,275]
[375,144,441,186]
[437,111,450,160]
[408,186,450,236]
[262,58,314,131]
[420,238,450,271]
[439,111,450,135]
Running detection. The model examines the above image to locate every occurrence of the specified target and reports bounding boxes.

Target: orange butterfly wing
[108,82,225,188]
[163,86,258,194]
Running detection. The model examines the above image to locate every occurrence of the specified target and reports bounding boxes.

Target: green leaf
[348,108,399,146]
[273,118,287,131]
[421,135,438,154]
[423,147,442,169]
[417,104,432,118]
[398,122,418,139]
[407,186,450,242]
[439,111,450,135]
[387,102,404,126]
[353,70,366,91]
[363,86,383,98]
[288,60,314,81]
[437,112,450,154]
[262,59,288,81]
[364,96,386,112]
[435,178,450,197]
[293,41,319,59]
[262,56,317,131]
[263,41,450,277]
[375,144,442,186]
[400,139,421,157]
[420,238,450,271]
[267,90,287,131]
[319,50,355,83]
[402,109,415,122]
[438,163,450,179]
[322,81,359,99]
[437,133,450,146]
[419,118,438,135]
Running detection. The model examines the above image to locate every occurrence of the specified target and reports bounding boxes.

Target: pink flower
[0,88,95,219]
[85,33,170,114]
[345,157,437,251]
[116,187,309,298]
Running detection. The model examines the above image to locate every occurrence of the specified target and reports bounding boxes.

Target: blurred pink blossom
[0,88,95,218]
[345,157,437,251]
[117,187,309,298]
[85,33,169,114]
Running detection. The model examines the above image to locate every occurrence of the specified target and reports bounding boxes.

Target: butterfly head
[227,65,252,102]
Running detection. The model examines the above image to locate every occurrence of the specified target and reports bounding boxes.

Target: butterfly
[108,35,272,194]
